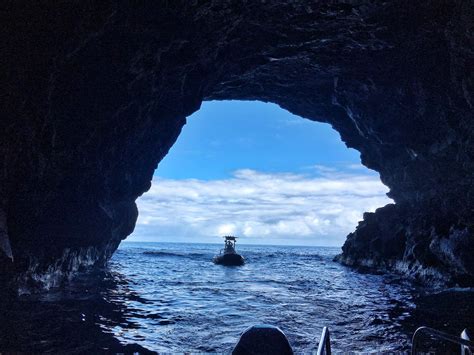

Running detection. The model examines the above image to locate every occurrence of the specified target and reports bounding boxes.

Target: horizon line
[121,240,343,249]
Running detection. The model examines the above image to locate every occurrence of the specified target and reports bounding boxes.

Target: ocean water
[1,242,473,353]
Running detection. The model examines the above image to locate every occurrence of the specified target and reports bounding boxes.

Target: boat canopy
[224,236,237,241]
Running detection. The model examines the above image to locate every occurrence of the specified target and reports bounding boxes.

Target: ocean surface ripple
[1,242,473,353]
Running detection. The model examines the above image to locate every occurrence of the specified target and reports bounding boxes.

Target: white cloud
[130,168,392,246]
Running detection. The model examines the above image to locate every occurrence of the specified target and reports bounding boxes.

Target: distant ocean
[1,242,473,353]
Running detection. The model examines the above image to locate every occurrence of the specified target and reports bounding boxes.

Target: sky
[130,100,392,246]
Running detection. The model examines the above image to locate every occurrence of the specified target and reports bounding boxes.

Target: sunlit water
[1,242,473,353]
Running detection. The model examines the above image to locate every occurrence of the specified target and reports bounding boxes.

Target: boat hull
[213,253,245,266]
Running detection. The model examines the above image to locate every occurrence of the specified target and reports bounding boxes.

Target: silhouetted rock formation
[1,1,473,287]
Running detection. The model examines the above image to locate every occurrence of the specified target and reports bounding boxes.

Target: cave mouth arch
[129,100,391,247]
[2,1,473,287]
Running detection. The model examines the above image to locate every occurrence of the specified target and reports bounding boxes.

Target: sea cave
[2,1,473,287]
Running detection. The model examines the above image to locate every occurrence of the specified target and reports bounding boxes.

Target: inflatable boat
[213,236,245,266]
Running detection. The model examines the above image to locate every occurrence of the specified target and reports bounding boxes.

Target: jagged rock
[1,1,473,287]
[336,205,474,286]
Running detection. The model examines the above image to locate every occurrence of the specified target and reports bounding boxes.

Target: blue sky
[156,100,367,180]
[131,101,391,246]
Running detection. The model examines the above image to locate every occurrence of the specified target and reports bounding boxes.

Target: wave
[253,251,323,260]
[439,287,474,293]
[142,249,325,263]
[143,250,210,259]
[143,251,186,257]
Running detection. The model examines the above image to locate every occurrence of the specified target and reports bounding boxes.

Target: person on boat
[224,238,235,254]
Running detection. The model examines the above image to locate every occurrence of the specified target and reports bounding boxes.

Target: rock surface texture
[1,1,473,288]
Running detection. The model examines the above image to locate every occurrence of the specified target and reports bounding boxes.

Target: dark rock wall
[1,1,473,287]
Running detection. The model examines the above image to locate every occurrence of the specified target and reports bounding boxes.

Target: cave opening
[104,101,411,353]
[2,2,473,352]
[127,100,391,247]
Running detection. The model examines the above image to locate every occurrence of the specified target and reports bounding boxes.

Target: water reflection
[0,243,473,353]
[0,270,154,353]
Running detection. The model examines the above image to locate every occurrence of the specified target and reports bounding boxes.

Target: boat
[213,236,245,266]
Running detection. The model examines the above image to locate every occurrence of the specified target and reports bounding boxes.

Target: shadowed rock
[1,1,473,287]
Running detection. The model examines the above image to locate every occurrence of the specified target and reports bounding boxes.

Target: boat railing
[316,326,331,355]
[411,326,474,354]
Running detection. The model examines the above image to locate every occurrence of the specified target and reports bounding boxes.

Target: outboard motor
[232,324,293,355]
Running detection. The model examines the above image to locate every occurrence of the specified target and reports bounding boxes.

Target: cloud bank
[131,168,392,246]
